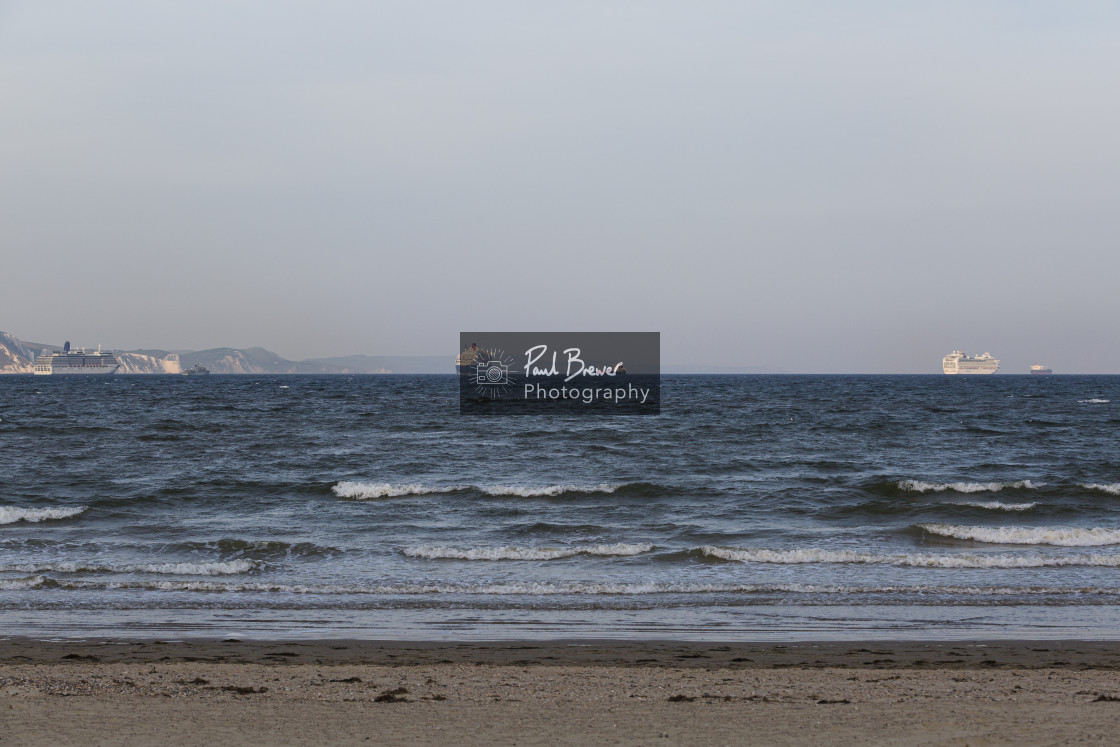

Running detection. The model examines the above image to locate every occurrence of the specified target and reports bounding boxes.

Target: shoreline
[3,637,1120,669]
[4,639,1120,745]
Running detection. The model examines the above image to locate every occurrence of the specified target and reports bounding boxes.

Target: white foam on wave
[899,480,1038,494]
[0,576,47,590]
[332,481,623,499]
[918,523,1120,546]
[332,482,454,499]
[0,506,88,525]
[1082,483,1120,496]
[954,501,1038,512]
[0,560,257,576]
[403,543,653,560]
[1079,398,1110,404]
[699,545,1120,567]
[481,484,622,497]
[25,578,1120,597]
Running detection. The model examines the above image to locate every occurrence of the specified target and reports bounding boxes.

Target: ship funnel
[63,341,70,353]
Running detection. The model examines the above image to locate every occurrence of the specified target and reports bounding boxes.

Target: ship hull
[33,367,119,376]
[943,364,999,375]
[34,366,119,375]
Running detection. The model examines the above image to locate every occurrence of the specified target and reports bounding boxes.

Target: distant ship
[1030,364,1053,375]
[942,350,999,375]
[33,341,120,375]
[455,343,482,374]
[182,364,210,376]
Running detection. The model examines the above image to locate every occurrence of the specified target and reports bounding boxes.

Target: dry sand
[2,639,1119,746]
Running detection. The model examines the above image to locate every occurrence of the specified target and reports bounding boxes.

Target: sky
[2,1,1118,373]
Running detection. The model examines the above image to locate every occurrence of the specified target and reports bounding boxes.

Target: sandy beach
[2,639,1119,745]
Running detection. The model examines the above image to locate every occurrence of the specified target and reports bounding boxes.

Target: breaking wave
[698,545,1120,567]
[917,523,1120,546]
[403,543,653,560]
[899,480,1038,494]
[332,482,454,499]
[0,506,89,525]
[0,576,48,590]
[0,560,257,576]
[6,577,1120,597]
[333,481,630,500]
[1079,399,1110,404]
[480,484,624,497]
[1082,484,1120,496]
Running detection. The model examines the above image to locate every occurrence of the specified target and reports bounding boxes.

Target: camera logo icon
[461,345,516,400]
[476,359,509,385]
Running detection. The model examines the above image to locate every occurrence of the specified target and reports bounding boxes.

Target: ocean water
[2,374,1120,640]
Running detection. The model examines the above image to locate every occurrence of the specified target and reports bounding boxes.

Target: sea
[2,374,1119,641]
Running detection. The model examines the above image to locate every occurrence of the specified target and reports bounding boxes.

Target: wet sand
[2,639,1120,745]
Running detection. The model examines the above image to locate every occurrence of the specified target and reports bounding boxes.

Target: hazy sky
[2,1,1118,372]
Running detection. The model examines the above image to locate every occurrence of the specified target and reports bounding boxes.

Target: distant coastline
[1,330,1100,376]
[0,330,447,375]
[2,329,789,376]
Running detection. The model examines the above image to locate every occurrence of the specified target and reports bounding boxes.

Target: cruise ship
[942,350,999,375]
[1030,364,1053,375]
[455,343,482,374]
[33,341,120,375]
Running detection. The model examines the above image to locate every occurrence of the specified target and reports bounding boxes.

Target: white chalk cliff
[116,352,182,374]
[0,331,34,374]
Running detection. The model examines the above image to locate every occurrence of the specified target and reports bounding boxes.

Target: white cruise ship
[942,350,999,375]
[455,343,482,374]
[33,341,120,375]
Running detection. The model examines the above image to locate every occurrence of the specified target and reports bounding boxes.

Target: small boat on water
[182,364,210,376]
